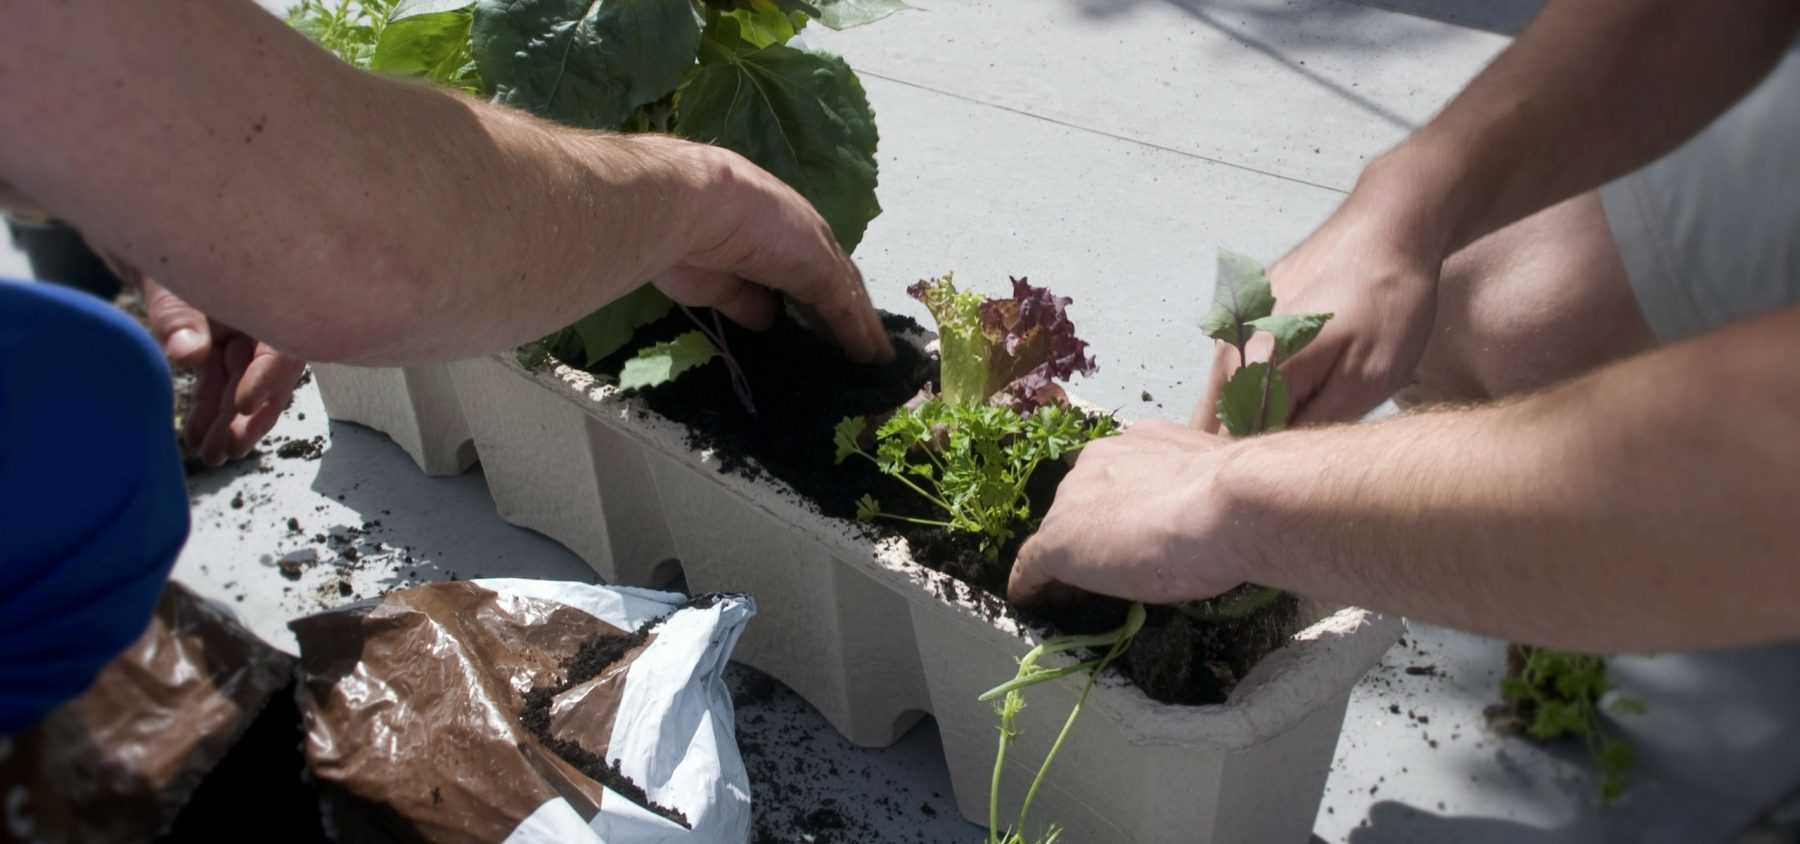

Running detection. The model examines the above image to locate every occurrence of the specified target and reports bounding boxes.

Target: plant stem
[679,305,757,416]
[1255,348,1279,433]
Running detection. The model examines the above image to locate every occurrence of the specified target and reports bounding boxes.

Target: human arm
[1020,304,1800,653]
[1199,0,1800,427]
[0,0,890,365]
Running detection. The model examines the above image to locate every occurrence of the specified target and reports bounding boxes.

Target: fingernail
[167,329,204,362]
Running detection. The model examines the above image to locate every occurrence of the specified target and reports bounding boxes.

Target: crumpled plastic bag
[290,579,754,844]
[0,581,296,844]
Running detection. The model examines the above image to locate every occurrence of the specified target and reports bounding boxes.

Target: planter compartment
[312,363,477,476]
[449,352,1403,843]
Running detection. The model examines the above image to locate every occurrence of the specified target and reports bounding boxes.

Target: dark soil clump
[580,309,1302,705]
[517,596,733,829]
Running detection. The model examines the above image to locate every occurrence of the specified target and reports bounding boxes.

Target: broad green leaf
[1247,312,1332,360]
[619,329,719,390]
[676,16,880,249]
[372,5,482,91]
[472,0,700,129]
[813,0,911,29]
[1216,362,1291,437]
[1200,250,1276,351]
[562,285,677,367]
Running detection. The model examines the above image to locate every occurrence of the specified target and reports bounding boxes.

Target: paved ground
[8,0,1800,840]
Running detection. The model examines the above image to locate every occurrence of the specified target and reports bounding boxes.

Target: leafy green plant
[1499,644,1644,802]
[907,275,1096,412]
[834,401,1116,557]
[289,0,900,391]
[1201,250,1333,436]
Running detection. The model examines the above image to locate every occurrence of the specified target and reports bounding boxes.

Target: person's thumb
[141,279,212,368]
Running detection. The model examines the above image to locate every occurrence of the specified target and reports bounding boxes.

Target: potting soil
[586,306,1303,705]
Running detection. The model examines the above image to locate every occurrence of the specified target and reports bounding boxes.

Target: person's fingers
[1007,533,1063,608]
[228,400,287,461]
[183,349,228,451]
[234,346,308,416]
[198,335,255,466]
[141,279,212,368]
[656,267,779,331]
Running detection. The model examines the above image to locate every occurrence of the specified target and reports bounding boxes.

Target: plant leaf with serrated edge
[619,330,718,391]
[675,15,879,249]
[1200,250,1276,351]
[1217,362,1291,437]
[812,0,911,29]
[833,415,866,464]
[720,3,804,46]
[473,0,699,129]
[855,494,880,522]
[559,285,677,367]
[1247,312,1332,360]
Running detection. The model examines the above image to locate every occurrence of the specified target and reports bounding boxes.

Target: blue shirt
[0,278,190,732]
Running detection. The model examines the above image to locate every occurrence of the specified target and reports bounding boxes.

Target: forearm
[1217,305,1800,652]
[1369,0,1800,255]
[0,0,718,364]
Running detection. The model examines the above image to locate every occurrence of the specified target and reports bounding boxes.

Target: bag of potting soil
[290,579,754,844]
[0,581,297,844]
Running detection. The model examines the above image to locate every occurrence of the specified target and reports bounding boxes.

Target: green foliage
[834,401,1116,558]
[370,2,483,92]
[906,275,1097,412]
[618,329,720,390]
[981,604,1146,844]
[1202,251,1331,437]
[1501,645,1644,803]
[288,0,405,66]
[471,0,700,129]
[676,15,881,250]
[545,285,679,368]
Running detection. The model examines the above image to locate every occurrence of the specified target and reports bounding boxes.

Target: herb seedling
[834,401,1116,557]
[979,604,1145,844]
[1499,644,1644,802]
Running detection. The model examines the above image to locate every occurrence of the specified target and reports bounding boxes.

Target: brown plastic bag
[0,581,295,844]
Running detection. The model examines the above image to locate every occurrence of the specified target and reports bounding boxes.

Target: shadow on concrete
[1343,801,1570,843]
[1068,0,1540,132]
[307,420,594,592]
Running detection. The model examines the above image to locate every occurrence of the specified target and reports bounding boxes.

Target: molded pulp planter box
[436,353,1404,844]
[311,363,477,476]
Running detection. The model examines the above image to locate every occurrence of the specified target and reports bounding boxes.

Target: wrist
[1184,436,1287,591]
[1352,139,1477,260]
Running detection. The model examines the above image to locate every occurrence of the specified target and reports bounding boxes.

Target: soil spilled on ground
[573,308,1303,706]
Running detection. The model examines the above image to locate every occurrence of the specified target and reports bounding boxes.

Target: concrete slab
[849,73,1344,421]
[805,0,1516,192]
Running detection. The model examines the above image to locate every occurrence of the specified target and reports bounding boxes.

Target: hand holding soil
[141,277,307,465]
[1009,421,1246,608]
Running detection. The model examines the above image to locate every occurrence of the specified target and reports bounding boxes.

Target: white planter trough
[448,351,1403,844]
[311,363,477,476]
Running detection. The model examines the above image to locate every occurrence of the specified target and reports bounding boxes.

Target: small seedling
[835,402,1116,558]
[980,604,1146,844]
[1499,645,1644,802]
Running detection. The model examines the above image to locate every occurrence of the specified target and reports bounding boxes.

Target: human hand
[1196,172,1448,430]
[1009,421,1249,607]
[141,278,308,466]
[656,146,893,364]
